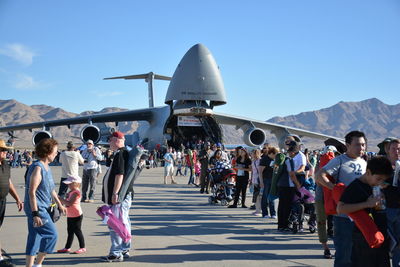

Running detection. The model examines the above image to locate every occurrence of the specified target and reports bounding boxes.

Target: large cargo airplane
[0,44,341,149]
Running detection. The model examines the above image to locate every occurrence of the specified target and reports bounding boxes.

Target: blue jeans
[109,193,132,257]
[261,178,276,217]
[187,167,194,184]
[26,210,58,256]
[82,169,97,201]
[333,216,354,267]
[387,208,400,266]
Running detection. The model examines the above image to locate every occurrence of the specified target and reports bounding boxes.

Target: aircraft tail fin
[103,72,171,81]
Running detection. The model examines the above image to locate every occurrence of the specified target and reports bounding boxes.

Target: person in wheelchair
[209,149,235,202]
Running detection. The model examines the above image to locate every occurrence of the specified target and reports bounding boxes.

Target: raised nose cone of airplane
[165,44,227,107]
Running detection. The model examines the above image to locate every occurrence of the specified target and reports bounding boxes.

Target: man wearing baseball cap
[0,139,23,262]
[81,139,103,203]
[101,131,132,262]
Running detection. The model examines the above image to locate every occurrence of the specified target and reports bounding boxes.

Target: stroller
[208,168,237,206]
[289,178,317,234]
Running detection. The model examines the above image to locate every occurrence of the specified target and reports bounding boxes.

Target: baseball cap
[86,139,94,145]
[377,137,395,155]
[111,131,125,139]
[63,175,82,184]
[322,145,337,154]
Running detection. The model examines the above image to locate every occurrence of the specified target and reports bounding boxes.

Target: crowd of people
[0,130,399,267]
[160,131,400,267]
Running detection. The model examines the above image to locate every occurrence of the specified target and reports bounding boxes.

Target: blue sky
[0,0,399,121]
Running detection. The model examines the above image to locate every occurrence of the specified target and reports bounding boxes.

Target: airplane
[0,44,342,150]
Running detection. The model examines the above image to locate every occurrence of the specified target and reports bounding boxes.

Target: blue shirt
[24,160,55,216]
[163,153,174,167]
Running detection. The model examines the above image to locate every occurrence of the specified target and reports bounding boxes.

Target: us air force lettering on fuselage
[0,44,342,149]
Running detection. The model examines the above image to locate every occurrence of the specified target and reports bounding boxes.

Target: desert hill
[0,98,398,150]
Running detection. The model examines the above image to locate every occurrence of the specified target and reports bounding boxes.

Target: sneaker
[228,205,237,208]
[270,215,277,219]
[57,248,71,253]
[84,199,90,203]
[252,212,262,217]
[324,248,332,259]
[122,250,130,259]
[241,205,248,208]
[88,199,94,203]
[102,254,123,262]
[72,248,86,254]
[249,205,256,210]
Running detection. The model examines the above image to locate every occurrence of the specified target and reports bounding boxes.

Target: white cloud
[14,74,50,90]
[0,43,36,66]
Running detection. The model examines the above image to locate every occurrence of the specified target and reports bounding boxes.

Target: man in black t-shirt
[0,139,23,262]
[337,156,393,267]
[101,132,132,263]
[259,146,278,218]
[199,144,211,194]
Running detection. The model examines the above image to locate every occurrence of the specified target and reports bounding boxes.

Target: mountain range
[0,98,398,150]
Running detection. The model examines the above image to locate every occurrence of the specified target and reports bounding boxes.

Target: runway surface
[1,166,333,266]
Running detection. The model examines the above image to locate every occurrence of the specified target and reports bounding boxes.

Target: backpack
[269,153,288,197]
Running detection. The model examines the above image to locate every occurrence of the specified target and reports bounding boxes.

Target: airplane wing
[0,107,161,132]
[213,112,344,143]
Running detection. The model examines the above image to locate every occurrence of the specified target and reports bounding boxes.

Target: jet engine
[242,127,266,147]
[32,130,52,146]
[80,124,115,144]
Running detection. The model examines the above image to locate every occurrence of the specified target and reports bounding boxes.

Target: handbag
[47,203,60,223]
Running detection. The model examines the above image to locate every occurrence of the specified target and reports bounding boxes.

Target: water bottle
[394,160,400,186]
[373,186,386,210]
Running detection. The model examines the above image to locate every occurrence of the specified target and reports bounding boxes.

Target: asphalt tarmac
[1,166,334,266]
